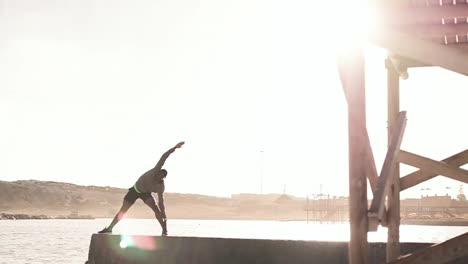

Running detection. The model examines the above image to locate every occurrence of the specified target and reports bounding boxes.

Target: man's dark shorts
[124,187,152,204]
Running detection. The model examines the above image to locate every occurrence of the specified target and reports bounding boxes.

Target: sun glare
[324,0,376,51]
[119,240,128,249]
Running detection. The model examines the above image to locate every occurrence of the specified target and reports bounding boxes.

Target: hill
[0,180,307,220]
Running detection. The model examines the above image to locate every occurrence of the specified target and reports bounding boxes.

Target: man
[98,141,185,236]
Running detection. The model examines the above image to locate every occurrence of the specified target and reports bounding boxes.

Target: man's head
[157,169,168,179]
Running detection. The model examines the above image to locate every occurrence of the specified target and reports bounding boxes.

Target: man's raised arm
[154,141,185,171]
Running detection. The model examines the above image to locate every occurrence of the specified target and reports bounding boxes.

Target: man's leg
[143,196,167,235]
[99,200,133,233]
[157,192,167,220]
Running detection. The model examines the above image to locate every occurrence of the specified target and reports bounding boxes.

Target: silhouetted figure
[98,141,185,236]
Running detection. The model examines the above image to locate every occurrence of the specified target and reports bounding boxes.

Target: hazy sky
[1,0,468,198]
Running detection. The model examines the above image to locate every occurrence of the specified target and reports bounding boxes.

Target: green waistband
[133,184,142,193]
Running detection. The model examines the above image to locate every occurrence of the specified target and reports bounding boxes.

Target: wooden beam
[395,24,468,38]
[381,0,468,8]
[389,55,431,68]
[364,129,378,194]
[379,5,468,25]
[393,24,468,48]
[399,150,468,184]
[386,57,409,80]
[368,111,407,232]
[390,43,468,63]
[407,35,468,46]
[389,231,468,264]
[370,29,468,76]
[340,57,378,194]
[386,61,401,262]
[438,43,468,52]
[337,49,368,264]
[400,149,468,191]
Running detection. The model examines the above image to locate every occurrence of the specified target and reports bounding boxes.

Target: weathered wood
[399,150,468,184]
[379,5,468,25]
[410,36,468,48]
[340,69,378,194]
[393,25,468,48]
[387,63,401,262]
[395,24,468,38]
[389,55,431,68]
[369,134,389,228]
[364,129,378,194]
[400,149,468,190]
[389,231,468,264]
[370,29,468,76]
[437,43,468,52]
[386,57,409,80]
[389,44,468,69]
[367,112,406,232]
[338,49,368,264]
[381,0,468,8]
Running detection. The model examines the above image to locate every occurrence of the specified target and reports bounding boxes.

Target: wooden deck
[339,1,468,263]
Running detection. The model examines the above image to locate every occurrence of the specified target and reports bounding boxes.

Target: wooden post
[338,49,368,264]
[386,57,401,262]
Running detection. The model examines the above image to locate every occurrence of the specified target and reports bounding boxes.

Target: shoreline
[401,219,468,226]
[3,213,468,226]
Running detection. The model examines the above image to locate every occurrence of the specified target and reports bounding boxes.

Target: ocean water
[2,218,468,264]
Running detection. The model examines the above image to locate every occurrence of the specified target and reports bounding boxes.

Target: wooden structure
[338,1,468,263]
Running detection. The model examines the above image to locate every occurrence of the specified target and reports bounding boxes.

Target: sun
[324,0,377,50]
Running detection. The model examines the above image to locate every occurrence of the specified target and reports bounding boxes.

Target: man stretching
[98,141,185,236]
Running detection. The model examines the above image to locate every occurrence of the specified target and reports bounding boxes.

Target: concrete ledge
[85,234,444,264]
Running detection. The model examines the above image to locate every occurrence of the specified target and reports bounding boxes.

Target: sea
[2,218,468,264]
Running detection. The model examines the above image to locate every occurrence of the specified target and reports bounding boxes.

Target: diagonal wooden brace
[368,111,407,231]
[388,231,468,264]
[400,149,468,191]
[399,151,468,185]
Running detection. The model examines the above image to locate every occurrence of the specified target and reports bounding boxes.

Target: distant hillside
[0,180,306,220]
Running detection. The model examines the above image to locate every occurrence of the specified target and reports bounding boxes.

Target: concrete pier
[85,234,467,264]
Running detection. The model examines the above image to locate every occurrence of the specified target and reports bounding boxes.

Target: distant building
[420,194,452,207]
[401,195,468,215]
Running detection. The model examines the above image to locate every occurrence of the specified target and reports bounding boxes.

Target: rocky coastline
[0,212,94,220]
[3,180,468,225]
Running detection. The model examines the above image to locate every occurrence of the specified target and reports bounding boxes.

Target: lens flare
[119,240,128,249]
[135,236,157,250]
[119,235,135,249]
[118,235,157,250]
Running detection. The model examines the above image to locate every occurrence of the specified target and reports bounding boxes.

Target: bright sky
[1,0,468,198]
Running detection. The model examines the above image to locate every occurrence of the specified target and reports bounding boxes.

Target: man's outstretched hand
[175,141,185,148]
